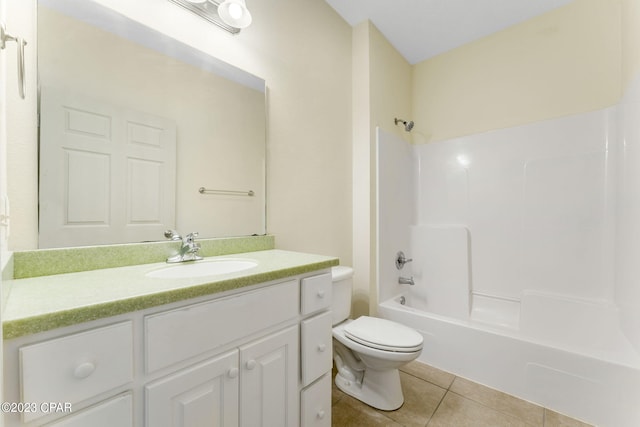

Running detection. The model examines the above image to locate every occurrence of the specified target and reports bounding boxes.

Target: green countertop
[3,249,339,340]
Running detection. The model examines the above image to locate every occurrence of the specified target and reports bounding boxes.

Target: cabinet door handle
[317,410,325,419]
[73,362,96,379]
[317,343,326,353]
[317,290,325,298]
[227,367,239,378]
[245,359,257,370]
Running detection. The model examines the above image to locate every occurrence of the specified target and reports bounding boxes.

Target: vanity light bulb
[218,0,252,29]
[228,3,243,19]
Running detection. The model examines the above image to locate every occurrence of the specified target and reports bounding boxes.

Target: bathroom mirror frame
[35,0,267,249]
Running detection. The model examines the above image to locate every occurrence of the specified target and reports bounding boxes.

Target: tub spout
[399,276,414,286]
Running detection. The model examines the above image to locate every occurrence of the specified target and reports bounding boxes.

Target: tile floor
[331,361,594,427]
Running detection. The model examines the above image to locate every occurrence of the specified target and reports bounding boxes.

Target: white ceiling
[323,0,573,64]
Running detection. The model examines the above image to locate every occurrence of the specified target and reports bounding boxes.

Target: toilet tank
[331,266,354,326]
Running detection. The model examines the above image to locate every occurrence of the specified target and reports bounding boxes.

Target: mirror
[37,0,266,248]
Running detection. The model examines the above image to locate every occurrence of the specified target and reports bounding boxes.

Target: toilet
[331,266,424,410]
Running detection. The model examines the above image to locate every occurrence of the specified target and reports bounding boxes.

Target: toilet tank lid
[332,266,354,281]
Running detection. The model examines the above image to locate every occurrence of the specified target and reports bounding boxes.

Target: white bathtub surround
[615,75,640,356]
[375,130,415,305]
[376,89,640,425]
[409,225,470,322]
[414,108,616,304]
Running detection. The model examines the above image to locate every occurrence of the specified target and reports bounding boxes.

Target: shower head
[394,118,414,132]
[405,120,414,132]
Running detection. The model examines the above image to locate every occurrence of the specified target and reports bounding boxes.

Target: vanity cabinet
[144,280,299,374]
[301,373,332,427]
[299,274,333,427]
[3,269,333,427]
[44,393,133,427]
[146,326,298,427]
[17,322,134,424]
[301,311,332,387]
[145,350,239,426]
[238,326,298,427]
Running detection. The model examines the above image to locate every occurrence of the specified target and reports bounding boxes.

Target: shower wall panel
[415,108,616,303]
[376,127,416,304]
[616,75,640,353]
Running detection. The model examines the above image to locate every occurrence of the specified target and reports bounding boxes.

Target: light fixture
[218,0,252,29]
[168,0,253,34]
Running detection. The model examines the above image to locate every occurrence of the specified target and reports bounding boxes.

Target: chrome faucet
[395,251,413,270]
[398,276,415,286]
[164,230,203,263]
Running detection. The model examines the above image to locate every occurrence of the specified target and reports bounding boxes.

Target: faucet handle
[164,229,182,241]
[185,232,199,242]
[396,251,413,270]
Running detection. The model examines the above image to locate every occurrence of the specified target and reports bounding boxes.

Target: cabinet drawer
[145,280,299,372]
[301,373,331,427]
[301,273,331,315]
[20,322,133,423]
[44,392,133,427]
[301,311,333,387]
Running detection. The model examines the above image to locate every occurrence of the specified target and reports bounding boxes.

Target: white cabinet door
[145,350,239,427]
[240,326,299,427]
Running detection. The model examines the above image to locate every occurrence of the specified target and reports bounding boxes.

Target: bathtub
[378,292,640,427]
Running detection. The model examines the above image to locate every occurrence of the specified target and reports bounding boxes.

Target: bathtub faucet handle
[396,251,413,270]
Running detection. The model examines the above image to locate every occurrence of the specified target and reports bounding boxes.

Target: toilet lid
[343,316,423,352]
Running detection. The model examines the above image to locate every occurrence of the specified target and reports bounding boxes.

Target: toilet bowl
[331,266,423,410]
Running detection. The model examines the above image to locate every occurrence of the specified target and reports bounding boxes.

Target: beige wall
[351,22,372,318]
[1,0,10,277]
[0,2,8,269]
[352,21,411,316]
[413,0,622,143]
[4,0,37,251]
[4,0,353,264]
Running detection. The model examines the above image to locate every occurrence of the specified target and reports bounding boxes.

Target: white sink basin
[146,258,258,279]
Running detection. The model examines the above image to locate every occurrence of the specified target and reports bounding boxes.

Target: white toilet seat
[332,316,424,411]
[343,316,423,352]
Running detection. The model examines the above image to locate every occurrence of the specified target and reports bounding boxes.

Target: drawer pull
[317,290,325,298]
[317,410,325,419]
[317,343,326,353]
[227,367,239,379]
[73,362,96,379]
[246,360,257,370]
